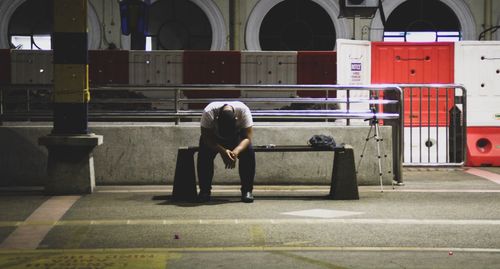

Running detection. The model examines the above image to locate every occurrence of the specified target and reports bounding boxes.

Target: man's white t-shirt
[200,102,253,133]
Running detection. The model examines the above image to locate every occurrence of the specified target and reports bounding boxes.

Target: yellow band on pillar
[53,0,87,33]
[53,64,90,103]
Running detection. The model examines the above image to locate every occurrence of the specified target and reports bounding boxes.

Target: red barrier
[371,42,454,126]
[89,50,129,85]
[183,50,241,86]
[297,51,336,97]
[183,51,241,108]
[466,127,500,167]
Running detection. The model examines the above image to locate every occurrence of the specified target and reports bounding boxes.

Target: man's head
[217,105,237,139]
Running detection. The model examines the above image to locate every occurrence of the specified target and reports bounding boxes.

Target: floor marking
[0,196,80,249]
[282,241,315,246]
[1,246,500,254]
[272,251,349,269]
[97,186,500,193]
[466,168,500,185]
[282,209,364,218]
[2,218,500,227]
[250,225,266,246]
[94,186,500,194]
[0,249,180,269]
[385,189,500,193]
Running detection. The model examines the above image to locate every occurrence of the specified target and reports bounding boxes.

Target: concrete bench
[172,144,359,201]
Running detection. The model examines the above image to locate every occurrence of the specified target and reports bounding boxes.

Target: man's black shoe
[241,192,254,203]
[197,192,211,203]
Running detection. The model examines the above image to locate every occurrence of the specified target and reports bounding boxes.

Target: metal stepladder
[356,109,393,192]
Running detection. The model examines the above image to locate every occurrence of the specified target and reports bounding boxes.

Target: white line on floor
[95,188,500,193]
[0,196,80,249]
[1,246,500,253]
[466,168,500,185]
[3,217,500,227]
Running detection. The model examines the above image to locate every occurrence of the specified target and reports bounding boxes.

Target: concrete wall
[0,123,393,187]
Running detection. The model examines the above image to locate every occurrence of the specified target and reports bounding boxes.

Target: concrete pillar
[39,135,103,194]
[229,0,241,50]
[52,0,90,134]
[39,0,102,194]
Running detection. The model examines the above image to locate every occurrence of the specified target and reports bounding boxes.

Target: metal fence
[1,83,467,178]
[395,84,466,167]
[0,84,405,183]
[0,84,404,121]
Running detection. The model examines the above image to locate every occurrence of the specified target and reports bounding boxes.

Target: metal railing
[0,83,470,183]
[1,83,467,167]
[0,84,403,120]
[395,84,467,167]
[0,83,404,183]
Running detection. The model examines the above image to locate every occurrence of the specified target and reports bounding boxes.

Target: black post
[449,105,463,163]
[329,145,359,200]
[172,148,198,201]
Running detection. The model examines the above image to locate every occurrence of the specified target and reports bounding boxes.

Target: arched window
[259,0,335,50]
[4,0,100,49]
[383,0,460,42]
[246,0,349,51]
[8,0,52,49]
[147,0,212,50]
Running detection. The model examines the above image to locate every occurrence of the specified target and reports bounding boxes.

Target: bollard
[329,145,359,200]
[172,148,198,201]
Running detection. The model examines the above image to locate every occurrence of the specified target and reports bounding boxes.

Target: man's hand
[221,149,236,169]
[231,128,252,159]
[231,149,240,158]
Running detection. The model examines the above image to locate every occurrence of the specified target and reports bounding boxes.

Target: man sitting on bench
[197,101,256,203]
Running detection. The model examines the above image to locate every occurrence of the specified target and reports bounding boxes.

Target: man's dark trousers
[197,137,256,195]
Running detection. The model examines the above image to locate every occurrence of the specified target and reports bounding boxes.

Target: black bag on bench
[308,135,336,149]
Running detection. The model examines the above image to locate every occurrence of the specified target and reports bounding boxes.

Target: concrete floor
[1,168,500,268]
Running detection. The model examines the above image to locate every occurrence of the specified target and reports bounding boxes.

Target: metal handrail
[92,83,404,118]
[178,97,399,104]
[1,83,404,120]
[0,83,404,182]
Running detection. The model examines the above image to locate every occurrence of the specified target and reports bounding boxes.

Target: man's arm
[231,127,253,158]
[201,127,236,168]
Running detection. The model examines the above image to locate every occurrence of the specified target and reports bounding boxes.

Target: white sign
[350,62,362,83]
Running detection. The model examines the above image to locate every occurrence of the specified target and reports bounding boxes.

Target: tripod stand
[356,113,392,192]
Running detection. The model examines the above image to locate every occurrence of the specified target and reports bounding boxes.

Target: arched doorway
[246,0,350,50]
[8,0,52,49]
[122,0,226,50]
[259,0,335,50]
[383,0,460,42]
[370,0,476,41]
[148,0,212,50]
[0,0,101,49]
